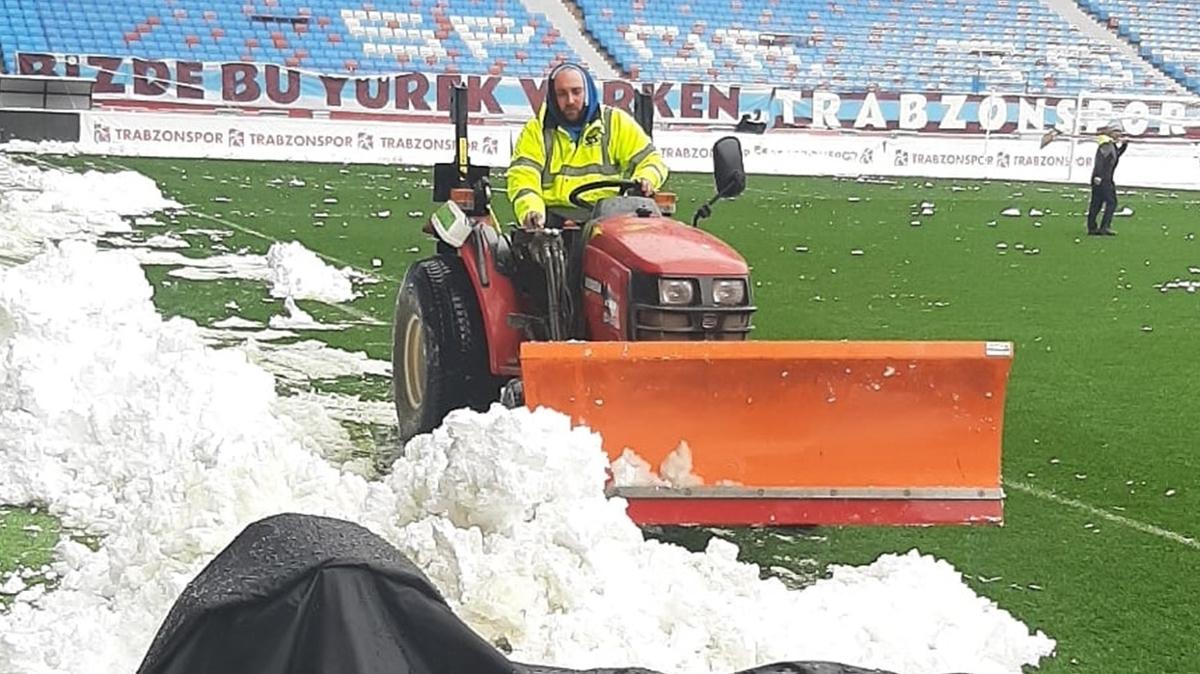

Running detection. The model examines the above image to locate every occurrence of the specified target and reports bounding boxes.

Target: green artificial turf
[0,506,60,606]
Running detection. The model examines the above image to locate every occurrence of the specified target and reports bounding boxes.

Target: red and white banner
[75,111,1200,190]
[80,111,512,165]
[20,53,1200,137]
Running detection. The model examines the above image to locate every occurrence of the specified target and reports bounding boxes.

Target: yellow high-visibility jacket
[507,104,669,224]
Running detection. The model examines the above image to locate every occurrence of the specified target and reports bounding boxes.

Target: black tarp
[136,513,901,674]
[0,110,80,143]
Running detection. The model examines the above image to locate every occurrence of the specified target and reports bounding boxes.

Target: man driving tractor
[507,63,669,228]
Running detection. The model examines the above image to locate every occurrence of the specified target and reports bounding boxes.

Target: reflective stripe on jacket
[507,104,669,223]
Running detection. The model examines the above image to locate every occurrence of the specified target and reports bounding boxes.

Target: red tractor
[392,85,754,443]
[390,86,1014,528]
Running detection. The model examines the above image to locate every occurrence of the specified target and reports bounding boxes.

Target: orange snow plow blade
[521,340,1014,526]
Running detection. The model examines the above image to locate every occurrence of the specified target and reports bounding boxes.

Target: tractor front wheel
[392,255,497,443]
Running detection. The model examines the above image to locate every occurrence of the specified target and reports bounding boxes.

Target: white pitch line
[1008,480,1199,550]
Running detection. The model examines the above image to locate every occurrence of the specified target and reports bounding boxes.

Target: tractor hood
[588,216,749,276]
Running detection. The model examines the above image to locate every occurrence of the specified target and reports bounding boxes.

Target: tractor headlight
[712,279,746,305]
[658,278,695,305]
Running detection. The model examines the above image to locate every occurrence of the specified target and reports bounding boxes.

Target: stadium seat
[574,0,1190,95]
[1076,0,1200,94]
[0,0,581,77]
[0,0,1193,94]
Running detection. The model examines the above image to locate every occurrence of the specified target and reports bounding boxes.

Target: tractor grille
[634,306,754,341]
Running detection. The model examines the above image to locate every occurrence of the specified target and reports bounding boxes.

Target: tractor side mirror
[692,136,748,227]
[712,136,746,199]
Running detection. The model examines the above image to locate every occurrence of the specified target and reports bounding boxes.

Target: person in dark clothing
[1087,121,1128,236]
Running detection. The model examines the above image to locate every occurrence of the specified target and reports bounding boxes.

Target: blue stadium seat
[574,0,1190,95]
[0,0,1193,95]
[0,0,583,77]
[1076,0,1200,94]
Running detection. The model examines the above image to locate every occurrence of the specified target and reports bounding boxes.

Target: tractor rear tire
[392,255,497,444]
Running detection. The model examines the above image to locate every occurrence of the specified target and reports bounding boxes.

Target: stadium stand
[0,0,584,77]
[0,0,1194,95]
[576,0,1190,95]
[1076,0,1200,94]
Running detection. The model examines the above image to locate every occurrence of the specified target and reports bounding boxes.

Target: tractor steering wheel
[567,179,644,210]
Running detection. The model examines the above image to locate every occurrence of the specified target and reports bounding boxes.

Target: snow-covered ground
[0,152,1057,674]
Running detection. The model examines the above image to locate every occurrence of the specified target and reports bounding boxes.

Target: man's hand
[1092,176,1102,186]
[637,178,655,196]
[522,211,546,229]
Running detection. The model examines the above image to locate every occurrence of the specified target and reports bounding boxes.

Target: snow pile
[127,249,270,281]
[210,316,263,329]
[129,241,360,305]
[237,338,391,383]
[281,390,397,427]
[0,157,364,304]
[266,241,356,303]
[102,232,190,250]
[0,154,179,263]
[610,443,719,489]
[0,573,28,595]
[0,242,390,673]
[611,448,669,487]
[267,296,349,331]
[1153,276,1200,294]
[0,241,1056,674]
[0,140,84,156]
